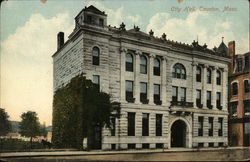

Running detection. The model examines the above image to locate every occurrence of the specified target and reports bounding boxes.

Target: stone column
[134,51,141,104]
[192,62,198,108]
[202,64,208,108]
[148,54,155,105]
[222,68,228,111]
[161,57,167,105]
[120,48,127,103]
[212,67,217,110]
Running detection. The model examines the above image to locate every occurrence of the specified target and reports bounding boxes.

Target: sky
[0,0,249,126]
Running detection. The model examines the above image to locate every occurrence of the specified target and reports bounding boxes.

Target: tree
[0,108,11,136]
[19,111,40,148]
[52,75,120,149]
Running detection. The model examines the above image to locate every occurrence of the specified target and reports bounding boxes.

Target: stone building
[52,5,230,150]
[228,41,250,146]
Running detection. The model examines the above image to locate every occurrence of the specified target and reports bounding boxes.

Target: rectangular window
[140,82,148,104]
[207,91,212,109]
[128,112,135,136]
[126,81,134,103]
[156,143,163,148]
[244,80,250,93]
[196,89,202,108]
[172,86,178,102]
[87,15,92,23]
[156,114,162,136]
[198,116,203,136]
[232,82,238,96]
[209,143,214,147]
[111,117,116,136]
[218,118,223,136]
[237,59,243,72]
[196,67,201,82]
[244,100,250,113]
[216,92,221,110]
[231,101,238,115]
[111,144,116,150]
[198,143,204,147]
[127,144,135,149]
[208,117,213,136]
[154,84,161,105]
[142,143,149,149]
[142,113,149,136]
[99,18,104,26]
[93,75,100,91]
[180,87,186,102]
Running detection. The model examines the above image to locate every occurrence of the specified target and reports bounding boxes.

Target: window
[198,116,203,136]
[93,75,100,91]
[126,53,133,72]
[142,143,149,149]
[87,15,92,23]
[128,112,135,136]
[172,63,186,79]
[140,82,148,104]
[198,143,204,147]
[126,81,134,103]
[196,66,202,82]
[216,92,222,110]
[216,70,221,85]
[142,113,149,136]
[156,143,163,148]
[154,84,161,105]
[99,18,104,26]
[111,144,116,150]
[207,91,212,109]
[208,117,213,136]
[237,59,243,72]
[209,143,214,147]
[180,87,186,102]
[244,100,250,114]
[207,68,212,84]
[154,58,160,76]
[231,101,238,115]
[156,114,162,136]
[111,118,116,136]
[127,144,135,149]
[140,55,147,74]
[218,118,223,136]
[196,89,202,108]
[244,80,250,93]
[92,46,100,65]
[232,82,238,96]
[172,86,178,102]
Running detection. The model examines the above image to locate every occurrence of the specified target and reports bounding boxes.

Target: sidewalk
[0,147,248,158]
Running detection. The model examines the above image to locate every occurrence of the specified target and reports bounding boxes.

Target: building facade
[53,6,230,150]
[228,41,250,146]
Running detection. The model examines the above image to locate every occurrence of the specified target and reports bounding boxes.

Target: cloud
[146,11,249,54]
[1,12,74,125]
[127,14,142,26]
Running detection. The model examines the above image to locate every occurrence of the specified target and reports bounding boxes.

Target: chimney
[228,41,235,75]
[57,32,64,50]
[228,41,235,57]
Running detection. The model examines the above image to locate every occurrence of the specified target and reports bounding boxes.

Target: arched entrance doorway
[171,120,187,147]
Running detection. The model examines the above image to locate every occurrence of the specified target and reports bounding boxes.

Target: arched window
[140,55,147,74]
[172,63,186,79]
[232,82,238,96]
[92,46,100,65]
[126,53,133,72]
[244,80,250,93]
[216,70,221,85]
[153,58,160,76]
[196,66,202,82]
[207,69,212,84]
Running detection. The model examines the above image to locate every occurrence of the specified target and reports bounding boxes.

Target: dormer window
[99,18,104,26]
